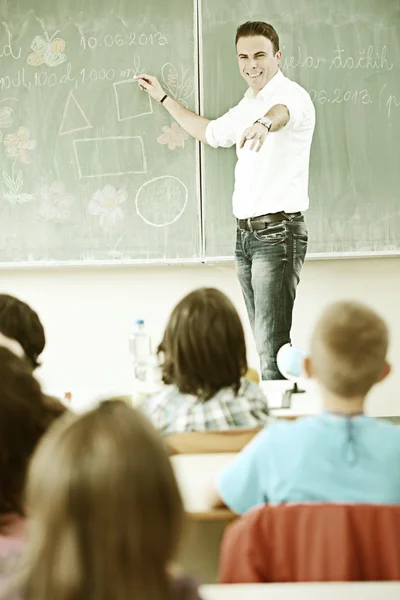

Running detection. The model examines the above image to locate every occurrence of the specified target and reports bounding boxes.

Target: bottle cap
[135,319,145,325]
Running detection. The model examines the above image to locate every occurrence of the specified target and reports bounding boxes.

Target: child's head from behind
[23,400,183,600]
[159,287,247,399]
[0,347,49,519]
[305,301,390,399]
[0,294,45,370]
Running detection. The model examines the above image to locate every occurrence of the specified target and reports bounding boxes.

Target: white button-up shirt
[205,70,315,219]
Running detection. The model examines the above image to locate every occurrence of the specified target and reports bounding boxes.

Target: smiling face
[236,35,281,93]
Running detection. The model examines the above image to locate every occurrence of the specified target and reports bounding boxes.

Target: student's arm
[211,427,273,514]
[135,74,210,144]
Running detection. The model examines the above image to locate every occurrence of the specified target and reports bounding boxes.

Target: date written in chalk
[309,88,372,105]
[80,32,167,50]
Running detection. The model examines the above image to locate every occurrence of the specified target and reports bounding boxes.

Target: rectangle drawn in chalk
[113,80,153,121]
[73,136,147,178]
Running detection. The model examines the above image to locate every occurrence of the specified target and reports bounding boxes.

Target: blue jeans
[235,215,308,380]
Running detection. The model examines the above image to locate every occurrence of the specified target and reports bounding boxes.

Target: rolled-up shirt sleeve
[273,88,315,131]
[205,105,241,148]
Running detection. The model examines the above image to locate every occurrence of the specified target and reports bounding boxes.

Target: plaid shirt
[140,378,269,435]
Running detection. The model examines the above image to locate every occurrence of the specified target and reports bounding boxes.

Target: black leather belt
[237,212,302,231]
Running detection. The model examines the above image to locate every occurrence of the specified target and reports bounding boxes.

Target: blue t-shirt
[218,414,400,514]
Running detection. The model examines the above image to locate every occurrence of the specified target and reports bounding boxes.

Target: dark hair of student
[158,288,248,400]
[0,294,45,370]
[0,348,53,523]
[235,21,280,54]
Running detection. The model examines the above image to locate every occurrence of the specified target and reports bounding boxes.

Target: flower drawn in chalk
[0,106,14,143]
[87,185,127,231]
[27,32,66,68]
[37,181,74,223]
[4,127,36,164]
[161,63,193,108]
[157,122,189,150]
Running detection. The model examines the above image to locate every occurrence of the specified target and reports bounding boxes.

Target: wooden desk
[201,582,400,600]
[171,453,236,583]
[171,453,235,520]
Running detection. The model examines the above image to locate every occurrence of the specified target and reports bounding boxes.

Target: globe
[276,343,305,380]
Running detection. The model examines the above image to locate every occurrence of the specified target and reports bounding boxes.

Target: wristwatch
[255,116,273,131]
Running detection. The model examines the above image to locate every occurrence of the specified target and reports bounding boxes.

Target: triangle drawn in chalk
[59,90,92,136]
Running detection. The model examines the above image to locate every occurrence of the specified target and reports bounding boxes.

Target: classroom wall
[0,257,399,416]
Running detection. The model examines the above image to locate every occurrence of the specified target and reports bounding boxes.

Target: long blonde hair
[6,400,184,600]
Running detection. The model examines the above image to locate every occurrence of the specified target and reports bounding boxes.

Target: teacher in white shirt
[136,21,315,380]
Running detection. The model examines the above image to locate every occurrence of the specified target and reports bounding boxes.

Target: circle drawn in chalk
[135,175,188,228]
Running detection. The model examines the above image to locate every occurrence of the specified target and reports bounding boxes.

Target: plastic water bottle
[129,320,161,404]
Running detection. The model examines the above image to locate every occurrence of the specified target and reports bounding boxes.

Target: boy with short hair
[214,301,400,513]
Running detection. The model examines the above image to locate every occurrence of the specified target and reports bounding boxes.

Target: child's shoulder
[140,385,183,412]
[237,377,267,398]
[265,414,329,441]
[365,417,400,439]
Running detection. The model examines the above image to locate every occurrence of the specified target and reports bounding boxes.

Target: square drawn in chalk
[73,136,147,179]
[113,80,153,121]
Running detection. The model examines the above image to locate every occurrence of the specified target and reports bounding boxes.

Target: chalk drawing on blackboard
[87,184,127,231]
[113,79,153,121]
[135,175,188,227]
[87,184,126,257]
[120,56,145,81]
[2,126,36,204]
[58,90,92,136]
[36,181,74,223]
[157,122,189,150]
[73,136,147,179]
[27,32,66,68]
[161,63,193,108]
[0,104,14,145]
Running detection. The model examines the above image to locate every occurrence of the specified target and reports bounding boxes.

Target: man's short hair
[235,21,280,54]
[310,301,389,398]
[0,294,45,370]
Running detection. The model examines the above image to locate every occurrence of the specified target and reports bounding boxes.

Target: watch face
[259,117,272,129]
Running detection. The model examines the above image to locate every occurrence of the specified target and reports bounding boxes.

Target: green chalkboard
[201,0,400,258]
[1,0,400,265]
[0,0,200,264]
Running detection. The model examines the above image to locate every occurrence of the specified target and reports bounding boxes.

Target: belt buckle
[247,218,253,232]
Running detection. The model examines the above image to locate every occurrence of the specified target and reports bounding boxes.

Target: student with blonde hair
[1,400,202,600]
[213,301,400,514]
[141,287,269,435]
